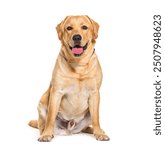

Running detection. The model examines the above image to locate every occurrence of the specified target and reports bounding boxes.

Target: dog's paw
[94,129,110,141]
[38,134,54,142]
[95,134,110,141]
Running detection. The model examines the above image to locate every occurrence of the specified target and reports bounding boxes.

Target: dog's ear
[56,16,69,40]
[85,15,99,41]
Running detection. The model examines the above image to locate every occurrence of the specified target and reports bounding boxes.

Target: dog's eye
[82,25,88,30]
[66,26,73,31]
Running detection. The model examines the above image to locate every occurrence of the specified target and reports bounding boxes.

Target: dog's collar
[92,48,95,55]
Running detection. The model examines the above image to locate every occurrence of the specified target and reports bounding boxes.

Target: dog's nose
[72,34,82,42]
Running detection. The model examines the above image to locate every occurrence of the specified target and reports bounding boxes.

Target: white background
[0,0,164,149]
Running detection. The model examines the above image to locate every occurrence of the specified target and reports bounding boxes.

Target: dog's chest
[59,80,90,119]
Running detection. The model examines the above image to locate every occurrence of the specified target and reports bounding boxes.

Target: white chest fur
[58,79,91,120]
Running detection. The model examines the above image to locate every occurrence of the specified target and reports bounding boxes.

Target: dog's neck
[60,45,96,74]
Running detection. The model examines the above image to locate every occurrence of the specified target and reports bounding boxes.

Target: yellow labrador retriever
[29,15,109,142]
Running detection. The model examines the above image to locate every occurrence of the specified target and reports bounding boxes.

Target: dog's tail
[28,120,38,129]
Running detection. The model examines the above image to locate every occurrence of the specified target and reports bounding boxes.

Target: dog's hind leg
[37,86,50,135]
[38,103,47,135]
[28,120,38,129]
[82,126,93,134]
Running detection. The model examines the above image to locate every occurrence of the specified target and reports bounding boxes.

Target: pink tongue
[72,48,83,54]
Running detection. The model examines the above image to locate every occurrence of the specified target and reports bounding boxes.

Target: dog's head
[56,15,99,57]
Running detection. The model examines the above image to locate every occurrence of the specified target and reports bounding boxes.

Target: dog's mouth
[69,43,88,57]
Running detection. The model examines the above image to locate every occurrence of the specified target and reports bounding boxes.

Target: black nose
[72,34,82,42]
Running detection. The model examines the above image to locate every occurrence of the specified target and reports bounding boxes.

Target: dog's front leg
[38,87,62,142]
[89,89,109,141]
